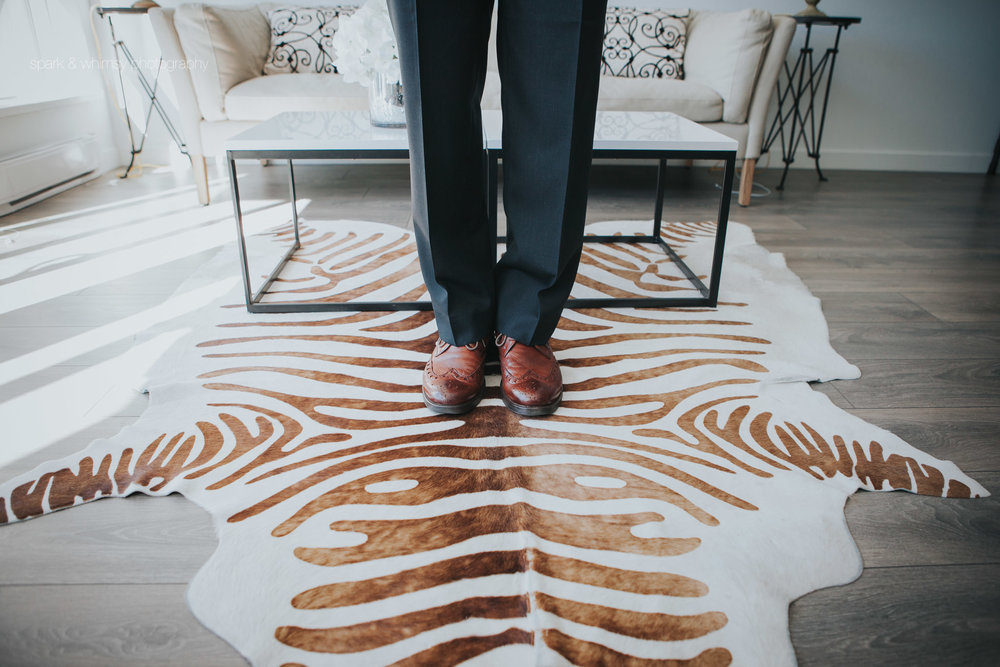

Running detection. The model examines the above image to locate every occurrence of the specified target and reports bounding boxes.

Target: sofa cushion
[595,76,723,121]
[174,4,271,122]
[223,73,367,121]
[684,8,772,124]
[602,7,688,80]
[481,71,722,122]
[262,6,356,75]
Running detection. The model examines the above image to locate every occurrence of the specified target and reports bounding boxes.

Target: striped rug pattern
[0,220,986,666]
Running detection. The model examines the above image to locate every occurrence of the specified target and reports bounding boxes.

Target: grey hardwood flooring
[0,161,997,666]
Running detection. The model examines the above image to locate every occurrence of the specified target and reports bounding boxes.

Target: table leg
[989,130,1000,175]
[228,153,254,309]
[810,25,846,182]
[229,154,302,312]
[488,149,500,260]
[762,61,796,179]
[288,159,300,244]
[653,158,666,238]
[778,24,814,191]
[708,154,735,306]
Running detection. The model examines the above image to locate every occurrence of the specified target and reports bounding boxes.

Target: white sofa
[149,5,794,207]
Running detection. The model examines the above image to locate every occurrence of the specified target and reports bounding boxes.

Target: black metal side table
[761,15,861,190]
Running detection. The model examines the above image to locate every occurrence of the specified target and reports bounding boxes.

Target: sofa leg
[738,158,756,207]
[192,154,210,206]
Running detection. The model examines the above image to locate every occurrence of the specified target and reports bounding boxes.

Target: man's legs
[387,0,495,347]
[494,0,608,345]
[388,0,608,415]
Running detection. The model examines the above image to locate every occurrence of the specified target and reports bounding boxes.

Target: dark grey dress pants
[387,0,608,346]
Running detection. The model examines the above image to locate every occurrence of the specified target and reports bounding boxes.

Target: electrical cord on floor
[708,153,774,199]
[714,180,773,198]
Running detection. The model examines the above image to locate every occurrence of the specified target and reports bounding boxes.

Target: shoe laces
[436,338,483,352]
[496,333,551,355]
[496,333,533,352]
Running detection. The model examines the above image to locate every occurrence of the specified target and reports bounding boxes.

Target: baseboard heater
[0,135,99,217]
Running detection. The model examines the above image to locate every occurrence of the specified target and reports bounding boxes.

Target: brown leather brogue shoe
[422,337,488,414]
[495,333,562,416]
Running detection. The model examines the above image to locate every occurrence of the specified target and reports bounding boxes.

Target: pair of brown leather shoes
[421,334,562,416]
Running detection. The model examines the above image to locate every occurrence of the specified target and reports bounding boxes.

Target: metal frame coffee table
[226,110,736,313]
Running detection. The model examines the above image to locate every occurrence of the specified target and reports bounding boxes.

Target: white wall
[0,0,126,175]
[87,0,1000,173]
[635,0,1000,172]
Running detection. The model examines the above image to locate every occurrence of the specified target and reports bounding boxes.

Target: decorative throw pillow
[174,5,272,122]
[685,8,774,124]
[263,6,357,75]
[602,7,689,80]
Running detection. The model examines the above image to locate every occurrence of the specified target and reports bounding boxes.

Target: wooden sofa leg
[738,158,756,207]
[192,154,210,206]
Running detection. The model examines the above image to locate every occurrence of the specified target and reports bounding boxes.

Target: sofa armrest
[743,14,795,160]
[148,8,204,155]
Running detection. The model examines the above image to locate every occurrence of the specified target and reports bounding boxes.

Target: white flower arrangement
[332,0,401,87]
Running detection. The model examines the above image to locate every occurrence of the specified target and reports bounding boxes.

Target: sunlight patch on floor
[0,165,307,468]
[0,198,306,315]
[0,329,188,469]
[0,278,237,389]
[0,174,233,232]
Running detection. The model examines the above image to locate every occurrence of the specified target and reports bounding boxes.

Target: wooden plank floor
[0,161,997,665]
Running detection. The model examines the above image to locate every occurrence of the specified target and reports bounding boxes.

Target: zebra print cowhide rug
[0,220,987,666]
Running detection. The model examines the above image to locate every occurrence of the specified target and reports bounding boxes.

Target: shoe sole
[502,391,562,417]
[423,386,484,415]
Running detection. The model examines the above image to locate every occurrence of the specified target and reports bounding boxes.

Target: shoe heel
[423,386,484,415]
[501,391,561,417]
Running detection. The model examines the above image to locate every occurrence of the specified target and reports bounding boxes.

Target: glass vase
[368,72,405,128]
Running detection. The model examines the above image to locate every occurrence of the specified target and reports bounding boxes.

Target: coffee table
[226,110,736,313]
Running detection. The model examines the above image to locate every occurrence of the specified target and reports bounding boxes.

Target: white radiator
[0,135,99,217]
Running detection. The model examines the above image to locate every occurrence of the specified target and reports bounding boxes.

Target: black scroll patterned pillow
[603,7,689,79]
[263,6,357,75]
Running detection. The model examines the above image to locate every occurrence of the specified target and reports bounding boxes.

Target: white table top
[482,110,737,153]
[226,111,411,152]
[226,110,737,154]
